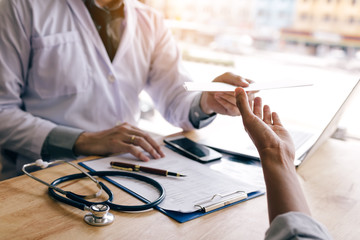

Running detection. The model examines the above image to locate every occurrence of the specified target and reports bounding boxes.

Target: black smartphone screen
[170,138,208,157]
[164,136,222,162]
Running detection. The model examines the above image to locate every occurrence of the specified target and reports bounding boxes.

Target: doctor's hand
[73,122,165,162]
[200,72,256,116]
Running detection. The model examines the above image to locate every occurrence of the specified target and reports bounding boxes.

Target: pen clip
[111,166,134,171]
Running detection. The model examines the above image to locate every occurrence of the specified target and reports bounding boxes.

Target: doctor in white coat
[0,0,252,179]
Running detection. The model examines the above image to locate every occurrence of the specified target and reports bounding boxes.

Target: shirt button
[108,75,115,83]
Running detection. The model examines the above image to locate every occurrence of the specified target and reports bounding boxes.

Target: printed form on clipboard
[80,146,265,216]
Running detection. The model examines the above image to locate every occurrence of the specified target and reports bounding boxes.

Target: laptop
[293,78,360,166]
[197,78,360,166]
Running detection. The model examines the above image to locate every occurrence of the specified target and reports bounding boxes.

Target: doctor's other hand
[200,72,256,116]
[234,87,295,164]
[73,122,165,162]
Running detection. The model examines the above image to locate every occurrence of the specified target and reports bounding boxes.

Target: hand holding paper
[198,72,252,116]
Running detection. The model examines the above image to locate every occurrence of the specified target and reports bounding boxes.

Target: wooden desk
[1,138,360,240]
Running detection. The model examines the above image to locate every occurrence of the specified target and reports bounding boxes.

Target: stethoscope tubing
[48,170,166,212]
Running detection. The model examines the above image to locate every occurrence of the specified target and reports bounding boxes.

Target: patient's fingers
[272,112,282,126]
[235,88,252,117]
[253,97,262,119]
[263,105,272,124]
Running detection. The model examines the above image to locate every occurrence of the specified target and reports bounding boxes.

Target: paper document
[81,147,265,213]
[183,80,313,92]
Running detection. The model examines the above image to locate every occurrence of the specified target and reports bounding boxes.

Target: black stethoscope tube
[48,171,165,212]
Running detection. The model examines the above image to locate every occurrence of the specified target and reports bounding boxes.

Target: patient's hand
[235,87,311,222]
[234,87,295,166]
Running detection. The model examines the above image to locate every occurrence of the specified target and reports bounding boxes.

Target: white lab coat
[0,0,197,166]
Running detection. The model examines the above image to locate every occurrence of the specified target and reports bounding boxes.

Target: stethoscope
[22,159,165,226]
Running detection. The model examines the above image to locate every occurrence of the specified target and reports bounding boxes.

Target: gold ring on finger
[130,135,136,144]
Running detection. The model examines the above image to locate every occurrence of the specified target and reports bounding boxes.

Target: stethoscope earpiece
[84,203,114,226]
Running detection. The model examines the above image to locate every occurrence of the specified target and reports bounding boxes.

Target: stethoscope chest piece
[84,204,114,226]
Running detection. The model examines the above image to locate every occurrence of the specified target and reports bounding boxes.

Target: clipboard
[194,190,248,212]
[78,149,265,223]
[162,191,263,223]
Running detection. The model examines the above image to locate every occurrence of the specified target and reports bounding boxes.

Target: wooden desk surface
[1,138,360,240]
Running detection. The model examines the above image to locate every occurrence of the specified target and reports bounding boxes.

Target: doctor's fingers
[216,91,255,106]
[133,132,164,158]
[114,124,165,158]
[127,134,163,160]
[213,72,249,87]
[117,143,151,162]
[215,92,236,104]
[214,94,240,116]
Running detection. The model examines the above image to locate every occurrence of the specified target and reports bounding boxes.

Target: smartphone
[164,136,222,163]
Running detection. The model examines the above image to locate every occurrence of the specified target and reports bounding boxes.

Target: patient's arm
[235,88,311,222]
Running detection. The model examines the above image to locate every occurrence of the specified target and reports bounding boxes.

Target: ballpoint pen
[110,161,186,177]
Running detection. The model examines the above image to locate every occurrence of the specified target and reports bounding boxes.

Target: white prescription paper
[183,80,313,92]
[81,147,265,213]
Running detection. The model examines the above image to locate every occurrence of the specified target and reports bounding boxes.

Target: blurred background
[137,0,360,139]
[142,0,360,71]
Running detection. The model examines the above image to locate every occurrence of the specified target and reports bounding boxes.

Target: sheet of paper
[183,80,313,92]
[82,147,265,213]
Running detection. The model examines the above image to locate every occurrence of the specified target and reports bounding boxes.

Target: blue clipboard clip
[194,190,248,212]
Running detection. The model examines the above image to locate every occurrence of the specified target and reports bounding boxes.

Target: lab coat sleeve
[265,212,333,240]
[0,1,57,160]
[41,126,84,161]
[144,12,199,131]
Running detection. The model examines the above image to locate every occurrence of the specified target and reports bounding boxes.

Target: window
[323,14,331,22]
[348,16,355,24]
[300,13,308,21]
